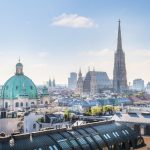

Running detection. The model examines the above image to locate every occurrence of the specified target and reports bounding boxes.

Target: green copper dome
[16,62,23,67]
[1,61,38,100]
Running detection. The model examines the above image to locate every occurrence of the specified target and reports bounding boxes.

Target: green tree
[91,106,102,116]
[64,109,71,121]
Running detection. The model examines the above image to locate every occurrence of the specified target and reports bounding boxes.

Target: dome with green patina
[16,62,23,67]
[1,61,38,100]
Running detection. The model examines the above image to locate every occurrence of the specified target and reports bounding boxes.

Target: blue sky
[0,0,150,85]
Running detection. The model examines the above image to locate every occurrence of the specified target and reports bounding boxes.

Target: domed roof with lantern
[1,59,38,100]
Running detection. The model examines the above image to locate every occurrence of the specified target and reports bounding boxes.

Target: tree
[64,109,71,121]
[91,106,102,116]
[84,108,92,116]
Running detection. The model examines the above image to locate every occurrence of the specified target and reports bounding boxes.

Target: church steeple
[77,68,83,96]
[113,20,127,93]
[117,19,122,50]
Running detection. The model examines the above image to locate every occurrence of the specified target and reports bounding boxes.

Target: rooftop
[0,120,145,150]
[112,112,150,124]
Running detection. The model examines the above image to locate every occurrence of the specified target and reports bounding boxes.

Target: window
[30,86,33,90]
[31,102,35,105]
[86,137,94,143]
[93,135,102,142]
[5,102,8,108]
[106,133,111,138]
[125,130,129,134]
[70,139,78,147]
[49,146,53,150]
[20,102,23,107]
[115,132,119,137]
[103,134,111,139]
[58,140,70,149]
[77,137,87,145]
[122,130,129,135]
[104,134,108,139]
[122,130,126,135]
[53,145,58,150]
[16,86,18,90]
[15,102,19,107]
[113,132,117,137]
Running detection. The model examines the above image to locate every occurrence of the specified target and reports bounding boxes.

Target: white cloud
[51,13,97,28]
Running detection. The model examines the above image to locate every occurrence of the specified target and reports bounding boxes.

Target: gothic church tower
[76,69,83,95]
[113,20,127,92]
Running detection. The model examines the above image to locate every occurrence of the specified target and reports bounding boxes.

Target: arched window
[31,102,35,105]
[5,102,8,108]
[20,102,23,107]
[30,86,33,90]
[15,102,19,107]
[16,86,18,90]
[26,102,28,106]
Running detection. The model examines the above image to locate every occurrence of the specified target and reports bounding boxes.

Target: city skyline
[0,0,150,85]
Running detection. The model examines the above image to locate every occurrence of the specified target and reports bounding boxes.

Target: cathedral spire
[113,20,127,93]
[117,19,122,50]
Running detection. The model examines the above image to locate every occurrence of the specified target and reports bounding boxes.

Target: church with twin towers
[76,20,128,95]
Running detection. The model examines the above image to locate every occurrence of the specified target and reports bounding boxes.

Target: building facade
[77,70,111,95]
[68,72,77,90]
[113,20,128,93]
[90,69,97,95]
[132,79,144,91]
[146,82,150,94]
[83,71,111,95]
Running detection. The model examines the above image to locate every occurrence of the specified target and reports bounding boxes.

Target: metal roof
[0,120,145,150]
[112,112,150,124]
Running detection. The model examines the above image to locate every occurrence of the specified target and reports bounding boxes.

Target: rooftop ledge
[0,120,115,142]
